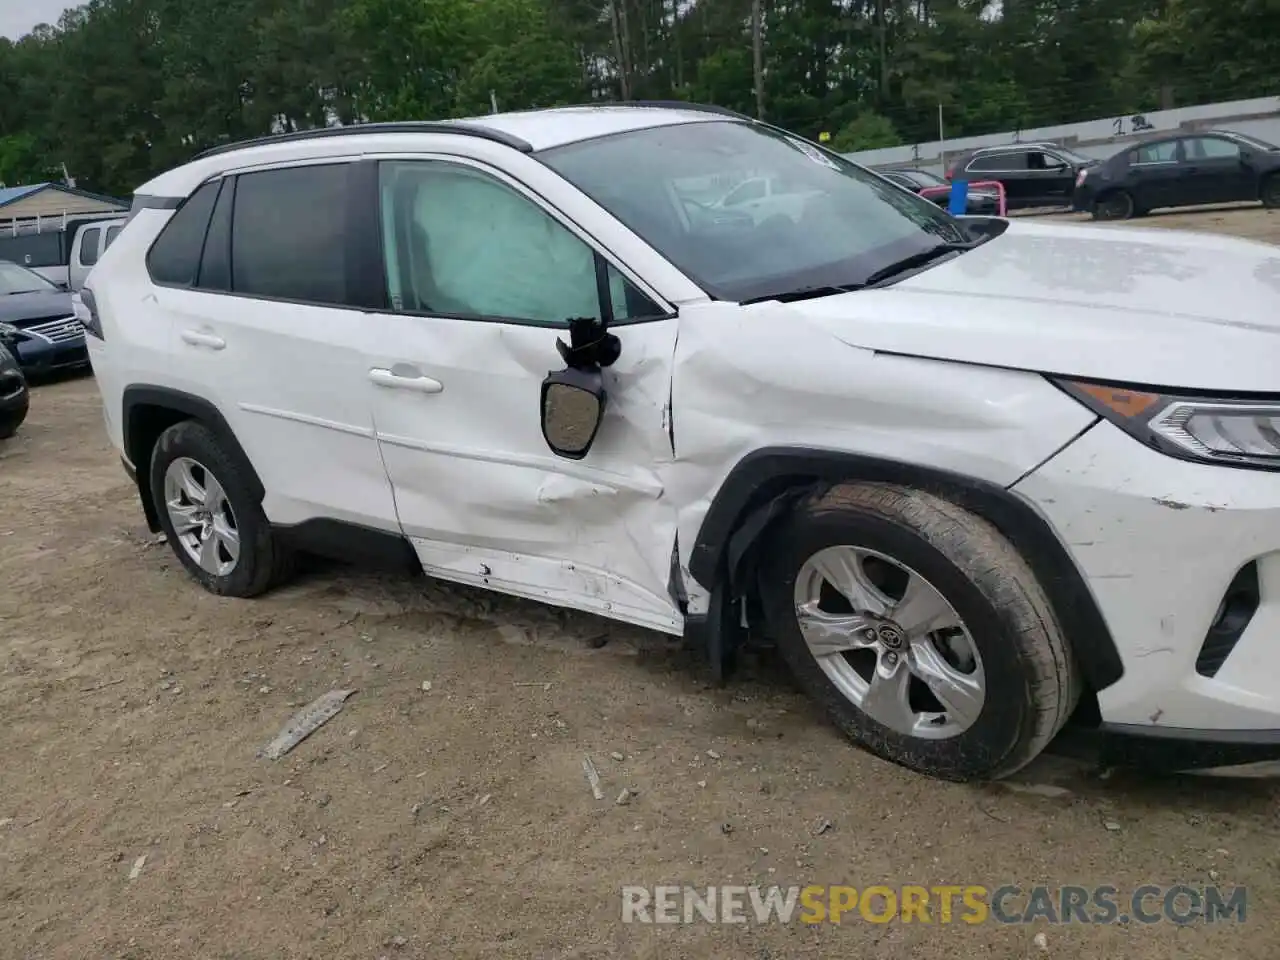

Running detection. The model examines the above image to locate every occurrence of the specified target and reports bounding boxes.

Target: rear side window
[1133,142,1178,164]
[79,228,101,267]
[104,225,122,249]
[231,164,350,305]
[147,181,221,286]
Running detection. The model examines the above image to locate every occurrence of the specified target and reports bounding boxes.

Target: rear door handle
[368,367,444,394]
[180,329,225,350]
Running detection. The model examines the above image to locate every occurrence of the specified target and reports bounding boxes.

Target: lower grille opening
[1195,561,1260,678]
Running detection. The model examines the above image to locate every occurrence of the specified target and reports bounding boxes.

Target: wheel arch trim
[688,446,1125,692]
[121,385,265,530]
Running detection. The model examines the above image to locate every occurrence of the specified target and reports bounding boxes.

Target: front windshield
[540,120,967,302]
[0,261,56,295]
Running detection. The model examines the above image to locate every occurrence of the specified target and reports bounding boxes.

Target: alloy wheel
[793,545,985,739]
[163,456,241,577]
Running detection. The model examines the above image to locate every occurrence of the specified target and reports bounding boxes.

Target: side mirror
[56,281,70,292]
[540,366,606,460]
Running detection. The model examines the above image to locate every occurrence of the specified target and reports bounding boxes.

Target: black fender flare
[687,446,1124,692]
[121,385,265,530]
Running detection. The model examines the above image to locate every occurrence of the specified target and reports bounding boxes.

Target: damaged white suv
[82,103,1280,781]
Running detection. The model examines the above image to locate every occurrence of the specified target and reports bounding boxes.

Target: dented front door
[367,314,682,634]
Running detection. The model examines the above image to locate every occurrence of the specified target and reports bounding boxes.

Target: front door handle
[180,328,225,350]
[368,367,444,394]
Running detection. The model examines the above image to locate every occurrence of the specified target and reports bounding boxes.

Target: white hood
[789,218,1280,393]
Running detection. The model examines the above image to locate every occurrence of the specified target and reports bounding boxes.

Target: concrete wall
[1,186,126,222]
[843,95,1280,175]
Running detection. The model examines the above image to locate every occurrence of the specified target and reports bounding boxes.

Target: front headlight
[0,322,20,347]
[1055,377,1280,471]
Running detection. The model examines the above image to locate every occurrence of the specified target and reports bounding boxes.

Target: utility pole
[751,0,764,120]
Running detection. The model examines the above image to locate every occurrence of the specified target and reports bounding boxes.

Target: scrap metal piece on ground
[582,756,605,800]
[260,689,356,760]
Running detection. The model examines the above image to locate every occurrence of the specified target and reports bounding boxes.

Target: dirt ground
[4,205,1280,960]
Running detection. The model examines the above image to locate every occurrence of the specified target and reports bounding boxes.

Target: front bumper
[1100,723,1280,776]
[13,331,89,374]
[1014,418,1280,771]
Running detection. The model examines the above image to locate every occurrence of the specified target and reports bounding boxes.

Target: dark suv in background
[945,142,1098,210]
[1072,129,1280,220]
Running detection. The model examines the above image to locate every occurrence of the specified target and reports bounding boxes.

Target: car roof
[139,103,746,200]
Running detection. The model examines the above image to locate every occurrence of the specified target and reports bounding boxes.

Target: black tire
[1092,190,1134,221]
[1262,174,1280,209]
[0,415,20,440]
[759,483,1079,782]
[148,419,293,597]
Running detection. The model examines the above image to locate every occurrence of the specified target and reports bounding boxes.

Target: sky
[1,0,73,40]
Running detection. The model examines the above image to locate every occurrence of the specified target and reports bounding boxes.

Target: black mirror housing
[540,366,607,460]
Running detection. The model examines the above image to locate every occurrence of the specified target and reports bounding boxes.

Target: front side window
[1188,137,1241,161]
[541,120,967,303]
[231,163,350,305]
[1028,151,1067,170]
[378,160,662,327]
[0,260,57,295]
[104,225,122,249]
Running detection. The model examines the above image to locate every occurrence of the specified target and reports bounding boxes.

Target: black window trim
[361,153,677,330]
[965,146,1070,174]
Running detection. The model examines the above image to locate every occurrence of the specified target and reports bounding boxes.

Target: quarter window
[378,160,662,327]
[231,163,350,305]
[146,179,221,286]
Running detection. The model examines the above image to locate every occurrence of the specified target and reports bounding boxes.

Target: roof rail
[192,121,534,162]
[579,100,751,120]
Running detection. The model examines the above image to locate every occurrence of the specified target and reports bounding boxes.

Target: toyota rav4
[81,103,1280,781]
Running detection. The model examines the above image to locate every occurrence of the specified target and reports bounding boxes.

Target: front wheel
[759,483,1079,782]
[148,419,293,597]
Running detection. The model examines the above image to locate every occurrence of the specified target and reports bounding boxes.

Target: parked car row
[0,257,92,441]
[876,128,1280,220]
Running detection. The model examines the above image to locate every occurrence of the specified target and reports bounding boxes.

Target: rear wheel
[759,483,1079,781]
[1092,190,1134,221]
[1262,175,1280,209]
[149,420,293,597]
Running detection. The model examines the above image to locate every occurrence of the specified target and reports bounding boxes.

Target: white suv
[83,103,1280,781]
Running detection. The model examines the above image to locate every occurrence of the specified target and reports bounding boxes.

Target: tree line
[0,0,1273,197]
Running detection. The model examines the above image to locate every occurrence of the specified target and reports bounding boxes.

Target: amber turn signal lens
[1067,381,1162,418]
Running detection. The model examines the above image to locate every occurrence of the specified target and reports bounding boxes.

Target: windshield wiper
[861,241,977,288]
[741,283,863,306]
[740,238,982,306]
